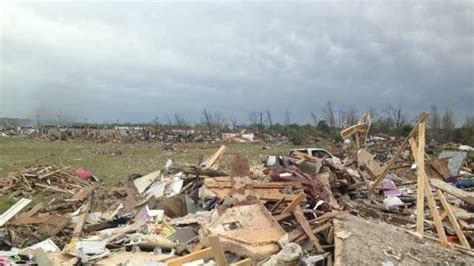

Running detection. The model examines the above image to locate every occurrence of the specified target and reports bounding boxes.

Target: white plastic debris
[145,181,167,198]
[23,238,60,253]
[459,145,474,152]
[165,159,173,171]
[383,196,404,210]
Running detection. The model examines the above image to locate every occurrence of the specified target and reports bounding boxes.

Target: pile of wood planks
[0,165,94,197]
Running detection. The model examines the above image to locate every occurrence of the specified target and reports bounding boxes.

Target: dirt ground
[335,215,474,265]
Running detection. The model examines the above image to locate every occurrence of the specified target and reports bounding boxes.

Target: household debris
[0,112,473,265]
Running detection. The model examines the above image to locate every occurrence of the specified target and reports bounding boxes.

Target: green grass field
[0,138,312,211]
[0,138,308,185]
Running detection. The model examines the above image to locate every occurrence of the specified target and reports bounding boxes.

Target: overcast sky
[1,1,473,124]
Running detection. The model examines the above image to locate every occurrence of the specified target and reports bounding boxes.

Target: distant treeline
[1,103,473,146]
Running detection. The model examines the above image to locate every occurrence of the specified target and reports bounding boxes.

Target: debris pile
[0,113,474,265]
[0,165,96,197]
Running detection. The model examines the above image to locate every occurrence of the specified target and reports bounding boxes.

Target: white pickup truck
[289,148,341,163]
[265,148,341,168]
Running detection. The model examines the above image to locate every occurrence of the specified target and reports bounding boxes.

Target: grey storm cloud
[0,1,473,124]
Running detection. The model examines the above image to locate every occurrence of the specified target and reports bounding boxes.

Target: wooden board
[96,251,174,265]
[281,192,305,214]
[372,112,430,189]
[430,178,474,205]
[38,215,71,236]
[209,235,228,266]
[9,216,49,225]
[167,247,214,266]
[73,200,91,238]
[340,123,368,140]
[436,190,470,248]
[293,205,324,252]
[204,145,226,170]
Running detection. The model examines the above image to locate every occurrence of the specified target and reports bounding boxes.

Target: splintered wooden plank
[410,121,447,243]
[372,112,430,189]
[436,190,470,248]
[72,187,93,201]
[35,183,74,195]
[290,221,332,243]
[340,123,368,140]
[38,215,71,236]
[230,258,252,266]
[73,200,91,238]
[167,247,213,266]
[281,192,305,215]
[293,205,324,253]
[24,202,45,217]
[430,178,474,205]
[204,145,226,170]
[270,196,286,213]
[9,215,49,225]
[333,221,343,266]
[209,235,228,266]
[423,175,448,244]
[410,136,425,235]
[38,169,62,179]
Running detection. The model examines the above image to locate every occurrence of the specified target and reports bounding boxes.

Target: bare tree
[259,112,264,127]
[368,106,378,121]
[383,105,407,130]
[338,110,347,127]
[429,105,440,131]
[441,108,455,140]
[230,117,237,131]
[337,107,358,127]
[266,109,273,127]
[441,108,455,131]
[347,106,358,125]
[203,109,212,134]
[173,114,187,129]
[310,112,318,127]
[285,108,290,125]
[322,101,336,130]
[203,109,224,136]
[248,111,258,125]
[166,116,173,127]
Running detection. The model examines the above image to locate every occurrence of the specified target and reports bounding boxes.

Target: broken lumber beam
[281,192,305,215]
[72,200,91,238]
[8,216,49,225]
[372,112,430,190]
[167,247,214,266]
[35,183,74,195]
[209,235,228,266]
[270,196,286,213]
[293,205,324,253]
[430,178,474,205]
[436,190,470,248]
[230,258,252,266]
[203,145,226,170]
[340,123,368,140]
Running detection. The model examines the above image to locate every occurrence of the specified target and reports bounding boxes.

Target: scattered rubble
[0,112,473,265]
